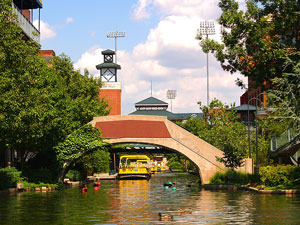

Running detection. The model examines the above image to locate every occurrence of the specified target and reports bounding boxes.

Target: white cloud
[33,20,56,41]
[153,0,221,19]
[74,46,103,77]
[133,0,152,20]
[74,0,247,114]
[66,17,74,24]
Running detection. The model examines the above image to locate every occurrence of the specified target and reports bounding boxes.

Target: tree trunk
[57,162,70,182]
[57,166,67,182]
[19,149,26,172]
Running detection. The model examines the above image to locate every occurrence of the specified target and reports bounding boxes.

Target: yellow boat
[150,156,168,173]
[118,155,152,180]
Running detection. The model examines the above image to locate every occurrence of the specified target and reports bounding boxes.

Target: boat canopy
[120,155,150,160]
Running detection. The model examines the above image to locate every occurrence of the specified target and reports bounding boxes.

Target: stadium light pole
[107,31,126,64]
[197,21,215,106]
[167,90,176,112]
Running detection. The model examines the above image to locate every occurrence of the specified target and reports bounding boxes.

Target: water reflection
[0,173,300,225]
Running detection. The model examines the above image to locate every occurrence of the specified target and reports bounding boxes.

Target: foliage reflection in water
[1,173,300,224]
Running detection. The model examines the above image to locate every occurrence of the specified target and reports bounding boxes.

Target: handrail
[12,3,40,43]
[271,128,297,151]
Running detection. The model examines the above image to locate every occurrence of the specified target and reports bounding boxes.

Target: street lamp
[197,21,215,106]
[247,93,267,174]
[107,31,126,64]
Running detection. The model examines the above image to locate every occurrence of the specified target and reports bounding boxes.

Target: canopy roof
[13,0,43,9]
[120,155,150,160]
[233,104,257,111]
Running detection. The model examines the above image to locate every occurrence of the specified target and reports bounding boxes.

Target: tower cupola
[96,49,121,82]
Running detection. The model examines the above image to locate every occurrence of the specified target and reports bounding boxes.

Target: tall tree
[198,0,300,87]
[180,99,271,167]
[0,0,58,168]
[0,0,109,171]
[47,54,110,148]
[269,53,300,135]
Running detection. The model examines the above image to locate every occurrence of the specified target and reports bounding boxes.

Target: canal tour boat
[118,155,152,180]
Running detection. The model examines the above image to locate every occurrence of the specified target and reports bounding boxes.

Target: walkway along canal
[1,173,300,224]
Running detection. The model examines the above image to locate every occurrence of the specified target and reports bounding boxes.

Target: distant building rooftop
[176,113,203,120]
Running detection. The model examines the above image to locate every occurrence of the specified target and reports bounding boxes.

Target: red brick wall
[22,10,30,21]
[240,92,249,105]
[240,78,268,107]
[38,50,56,57]
[95,120,171,138]
[99,89,121,115]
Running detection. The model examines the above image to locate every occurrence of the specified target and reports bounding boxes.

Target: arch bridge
[90,115,252,184]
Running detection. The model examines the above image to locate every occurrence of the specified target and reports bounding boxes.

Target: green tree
[79,149,111,174]
[197,0,300,87]
[182,99,248,153]
[55,124,110,181]
[0,0,109,173]
[47,54,110,147]
[268,53,300,135]
[180,99,271,168]
[0,0,61,169]
[217,143,244,170]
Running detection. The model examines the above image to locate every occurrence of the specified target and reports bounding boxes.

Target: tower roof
[96,63,121,70]
[135,97,168,106]
[102,49,115,55]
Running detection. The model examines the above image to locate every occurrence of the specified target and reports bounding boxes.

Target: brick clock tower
[96,50,121,115]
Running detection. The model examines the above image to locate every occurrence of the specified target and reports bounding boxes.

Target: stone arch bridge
[90,115,252,184]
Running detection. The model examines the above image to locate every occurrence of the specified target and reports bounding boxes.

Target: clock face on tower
[101,68,116,82]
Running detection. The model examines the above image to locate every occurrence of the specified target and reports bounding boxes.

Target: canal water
[1,173,300,224]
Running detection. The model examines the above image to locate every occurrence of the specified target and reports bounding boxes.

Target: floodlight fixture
[167,90,177,112]
[107,31,126,63]
[198,21,216,36]
[197,21,215,106]
[107,31,126,38]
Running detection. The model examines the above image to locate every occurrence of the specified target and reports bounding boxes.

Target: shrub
[209,171,225,185]
[260,165,300,187]
[23,167,55,184]
[22,181,63,190]
[167,161,183,171]
[209,170,258,185]
[65,170,83,181]
[0,167,22,190]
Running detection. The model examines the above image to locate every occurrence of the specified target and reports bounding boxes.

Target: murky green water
[1,173,300,224]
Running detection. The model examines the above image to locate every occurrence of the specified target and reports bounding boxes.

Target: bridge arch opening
[109,141,204,183]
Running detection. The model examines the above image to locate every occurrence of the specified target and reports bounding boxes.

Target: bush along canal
[1,172,300,225]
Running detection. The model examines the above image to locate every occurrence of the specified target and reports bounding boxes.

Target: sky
[34,0,248,115]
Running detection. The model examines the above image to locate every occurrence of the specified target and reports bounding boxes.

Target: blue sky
[35,0,248,115]
[38,0,158,61]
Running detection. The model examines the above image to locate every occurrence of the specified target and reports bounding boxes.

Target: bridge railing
[270,128,297,152]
